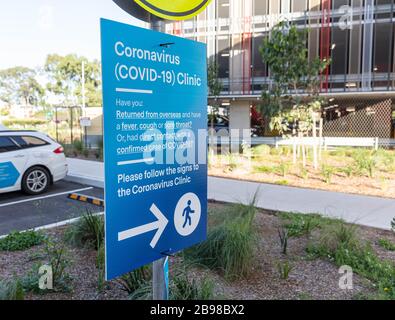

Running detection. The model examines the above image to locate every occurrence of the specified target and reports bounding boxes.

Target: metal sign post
[150,14,168,302]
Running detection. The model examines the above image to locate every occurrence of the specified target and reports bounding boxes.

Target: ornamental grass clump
[186,196,259,280]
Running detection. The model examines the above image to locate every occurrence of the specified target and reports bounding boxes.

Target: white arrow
[118,203,169,248]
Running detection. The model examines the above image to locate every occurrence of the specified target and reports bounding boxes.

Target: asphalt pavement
[0,181,104,236]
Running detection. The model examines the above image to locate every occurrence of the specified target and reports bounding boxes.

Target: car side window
[0,136,20,153]
[11,136,49,149]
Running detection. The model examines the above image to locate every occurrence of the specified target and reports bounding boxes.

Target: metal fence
[1,106,104,149]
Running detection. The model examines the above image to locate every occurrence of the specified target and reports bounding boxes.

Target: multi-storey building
[165,0,395,140]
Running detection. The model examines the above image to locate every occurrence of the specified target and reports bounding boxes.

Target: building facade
[165,0,395,140]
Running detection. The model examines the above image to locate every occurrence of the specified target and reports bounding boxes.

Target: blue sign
[101,19,208,280]
[0,162,20,188]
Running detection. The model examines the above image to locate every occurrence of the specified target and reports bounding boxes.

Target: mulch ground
[1,203,394,300]
[209,157,395,199]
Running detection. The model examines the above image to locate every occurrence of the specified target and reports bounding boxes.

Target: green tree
[44,54,102,107]
[207,61,223,134]
[0,67,44,106]
[259,21,329,136]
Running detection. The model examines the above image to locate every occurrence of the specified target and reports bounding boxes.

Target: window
[217,36,230,78]
[254,0,268,15]
[0,137,19,153]
[269,0,280,15]
[373,23,393,74]
[217,0,230,19]
[333,0,349,10]
[254,0,268,28]
[291,0,307,12]
[375,0,393,18]
[330,28,349,75]
[253,35,267,77]
[11,136,48,149]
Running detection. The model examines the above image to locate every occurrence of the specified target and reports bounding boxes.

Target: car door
[12,135,52,166]
[0,136,28,192]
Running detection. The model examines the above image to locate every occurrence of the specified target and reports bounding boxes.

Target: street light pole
[150,14,165,32]
[82,61,88,148]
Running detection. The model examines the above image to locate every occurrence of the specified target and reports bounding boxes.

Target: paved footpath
[66,158,395,230]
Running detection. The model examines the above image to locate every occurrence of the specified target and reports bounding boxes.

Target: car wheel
[22,167,50,195]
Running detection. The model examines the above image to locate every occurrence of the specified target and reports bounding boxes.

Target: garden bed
[209,146,395,199]
[1,202,394,300]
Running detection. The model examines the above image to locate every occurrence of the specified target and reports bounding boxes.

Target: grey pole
[150,14,165,32]
[153,257,167,300]
[150,14,168,301]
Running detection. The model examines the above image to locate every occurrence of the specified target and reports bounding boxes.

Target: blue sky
[0,0,144,69]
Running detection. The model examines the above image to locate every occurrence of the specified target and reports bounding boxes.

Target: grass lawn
[1,202,394,300]
[209,146,395,199]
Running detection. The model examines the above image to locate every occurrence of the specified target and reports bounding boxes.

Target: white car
[0,130,68,195]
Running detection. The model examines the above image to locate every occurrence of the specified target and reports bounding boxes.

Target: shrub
[64,210,104,250]
[270,147,282,156]
[254,165,274,174]
[276,261,293,280]
[353,151,376,178]
[44,240,71,291]
[279,212,333,237]
[299,165,309,180]
[365,158,376,178]
[62,144,74,157]
[334,223,357,247]
[129,281,152,300]
[297,292,313,300]
[379,176,390,192]
[278,227,289,255]
[22,239,71,293]
[0,278,24,300]
[119,265,152,295]
[171,275,214,301]
[2,119,46,127]
[378,239,395,251]
[72,139,84,154]
[252,145,271,157]
[329,148,347,158]
[280,146,292,157]
[340,165,354,178]
[321,165,335,184]
[276,161,290,178]
[307,222,395,299]
[275,180,289,186]
[224,153,238,172]
[97,243,105,292]
[98,138,104,152]
[127,263,217,301]
[373,149,395,172]
[20,267,41,294]
[306,223,357,258]
[95,150,102,160]
[186,200,258,280]
[391,217,395,233]
[0,230,45,251]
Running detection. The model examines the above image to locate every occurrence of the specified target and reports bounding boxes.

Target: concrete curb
[65,173,104,189]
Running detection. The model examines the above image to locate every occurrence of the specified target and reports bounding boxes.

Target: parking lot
[0,181,104,236]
